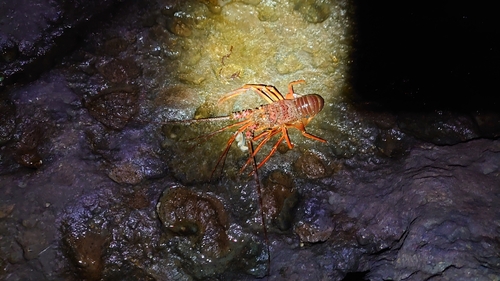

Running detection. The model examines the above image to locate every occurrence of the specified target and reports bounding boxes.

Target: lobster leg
[253,134,287,172]
[253,125,292,149]
[289,121,327,143]
[242,124,293,167]
[261,86,284,101]
[187,119,251,143]
[280,126,294,149]
[218,86,270,104]
[210,121,254,179]
[218,84,284,104]
[285,79,306,99]
[300,131,327,143]
[239,129,281,173]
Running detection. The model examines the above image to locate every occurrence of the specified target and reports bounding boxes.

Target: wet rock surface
[262,170,299,231]
[343,140,500,280]
[62,229,110,281]
[0,98,15,144]
[1,1,499,281]
[156,187,230,259]
[84,88,139,130]
[397,111,480,145]
[0,0,123,88]
[155,186,269,279]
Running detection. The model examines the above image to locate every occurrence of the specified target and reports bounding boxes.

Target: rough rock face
[0,0,123,88]
[346,140,500,280]
[267,139,500,280]
[156,187,230,259]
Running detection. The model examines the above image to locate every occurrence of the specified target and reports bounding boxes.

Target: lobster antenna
[247,139,271,277]
[160,116,231,125]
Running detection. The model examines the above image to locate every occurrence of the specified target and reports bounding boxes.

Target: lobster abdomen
[293,94,324,118]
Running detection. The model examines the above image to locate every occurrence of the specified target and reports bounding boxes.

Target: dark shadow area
[0,0,127,90]
[342,271,369,281]
[349,1,500,112]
